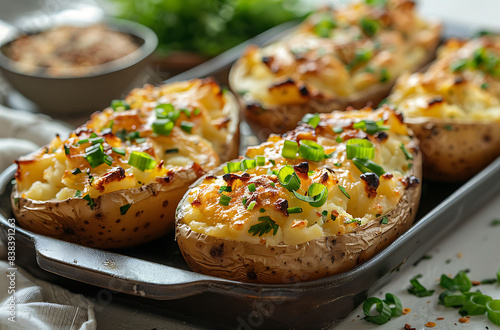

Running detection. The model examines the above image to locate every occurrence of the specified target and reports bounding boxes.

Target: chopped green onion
[112,147,126,156]
[248,184,256,192]
[487,300,500,325]
[497,267,500,283]
[408,275,435,297]
[362,297,392,325]
[278,165,301,192]
[352,157,386,176]
[128,151,157,171]
[72,168,82,175]
[400,143,413,160]
[111,99,130,112]
[247,201,257,210]
[360,17,380,37]
[135,137,146,144]
[120,204,131,215]
[379,68,390,83]
[89,137,104,145]
[336,136,343,143]
[308,170,315,176]
[165,148,179,154]
[242,159,256,170]
[334,162,342,167]
[301,113,320,128]
[64,145,70,155]
[155,103,179,121]
[227,161,241,173]
[454,270,472,292]
[344,218,361,225]
[104,155,113,166]
[384,293,402,317]
[348,48,373,69]
[219,194,231,206]
[269,159,276,166]
[180,121,194,134]
[313,14,337,38]
[282,140,298,159]
[287,207,303,214]
[481,82,489,89]
[74,190,82,198]
[180,109,191,118]
[152,119,174,136]
[380,216,388,224]
[193,108,201,115]
[218,185,232,193]
[333,126,343,133]
[256,155,266,166]
[460,294,492,316]
[299,139,325,162]
[84,143,107,168]
[248,216,279,236]
[83,194,95,210]
[442,290,467,307]
[346,138,375,159]
[242,197,247,205]
[293,183,328,207]
[78,139,89,145]
[259,208,265,213]
[338,185,350,199]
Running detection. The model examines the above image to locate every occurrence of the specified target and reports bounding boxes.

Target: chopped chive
[180,121,194,133]
[180,109,191,118]
[248,184,256,192]
[74,190,82,198]
[247,201,257,210]
[334,162,342,167]
[269,159,276,166]
[444,125,453,131]
[256,155,265,166]
[193,108,201,115]
[72,168,82,175]
[78,139,89,145]
[333,126,343,133]
[282,140,298,159]
[152,119,174,136]
[338,185,350,199]
[400,143,413,160]
[259,208,266,213]
[111,100,130,112]
[308,170,315,176]
[344,218,361,225]
[165,148,179,154]
[120,204,131,215]
[336,136,343,143]
[83,194,95,210]
[128,151,157,171]
[135,137,147,144]
[219,194,231,206]
[301,113,320,128]
[380,216,388,224]
[242,197,247,205]
[112,147,126,156]
[321,210,328,220]
[64,145,70,155]
[248,216,279,236]
[481,82,489,89]
[287,207,303,214]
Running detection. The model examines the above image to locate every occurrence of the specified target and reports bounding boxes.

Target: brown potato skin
[229,52,437,141]
[406,118,500,182]
[12,166,205,249]
[175,151,422,284]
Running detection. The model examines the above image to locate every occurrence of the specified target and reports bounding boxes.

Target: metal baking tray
[0,19,495,329]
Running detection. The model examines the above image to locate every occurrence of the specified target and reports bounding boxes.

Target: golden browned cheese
[180,107,417,246]
[11,78,239,248]
[390,36,500,121]
[231,0,440,107]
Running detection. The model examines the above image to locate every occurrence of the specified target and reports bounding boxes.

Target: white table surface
[2,1,500,329]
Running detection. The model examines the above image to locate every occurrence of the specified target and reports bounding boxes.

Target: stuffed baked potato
[11,78,239,249]
[176,107,422,283]
[229,0,441,139]
[389,35,500,181]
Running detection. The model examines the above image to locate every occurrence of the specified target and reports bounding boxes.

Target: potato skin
[406,118,500,182]
[230,50,436,141]
[12,165,205,249]
[175,152,422,284]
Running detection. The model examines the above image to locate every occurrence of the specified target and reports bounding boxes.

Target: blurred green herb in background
[111,0,311,57]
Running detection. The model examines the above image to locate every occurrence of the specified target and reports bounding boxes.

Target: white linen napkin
[0,105,97,330]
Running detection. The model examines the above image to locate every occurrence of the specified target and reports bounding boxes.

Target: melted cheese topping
[15,79,227,201]
[181,108,417,245]
[390,36,500,121]
[232,0,440,106]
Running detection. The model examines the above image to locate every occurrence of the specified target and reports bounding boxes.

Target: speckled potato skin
[406,118,500,182]
[229,52,436,141]
[175,152,422,284]
[12,166,202,249]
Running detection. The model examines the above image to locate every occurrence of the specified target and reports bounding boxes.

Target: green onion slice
[242,159,256,170]
[338,185,350,199]
[408,275,435,297]
[299,140,325,162]
[111,99,130,112]
[384,293,402,317]
[165,148,179,154]
[292,183,328,207]
[227,161,241,173]
[333,126,343,133]
[362,297,392,325]
[128,151,157,171]
[487,300,500,325]
[301,113,320,128]
[346,139,375,159]
[218,185,232,193]
[282,140,298,159]
[256,155,266,166]
[352,157,386,177]
[180,121,194,134]
[287,207,303,214]
[278,166,301,192]
[155,103,179,121]
[219,194,231,206]
[248,184,256,192]
[152,119,174,136]
[112,147,126,156]
[247,200,257,210]
[360,17,380,37]
[460,294,492,316]
[84,144,107,168]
